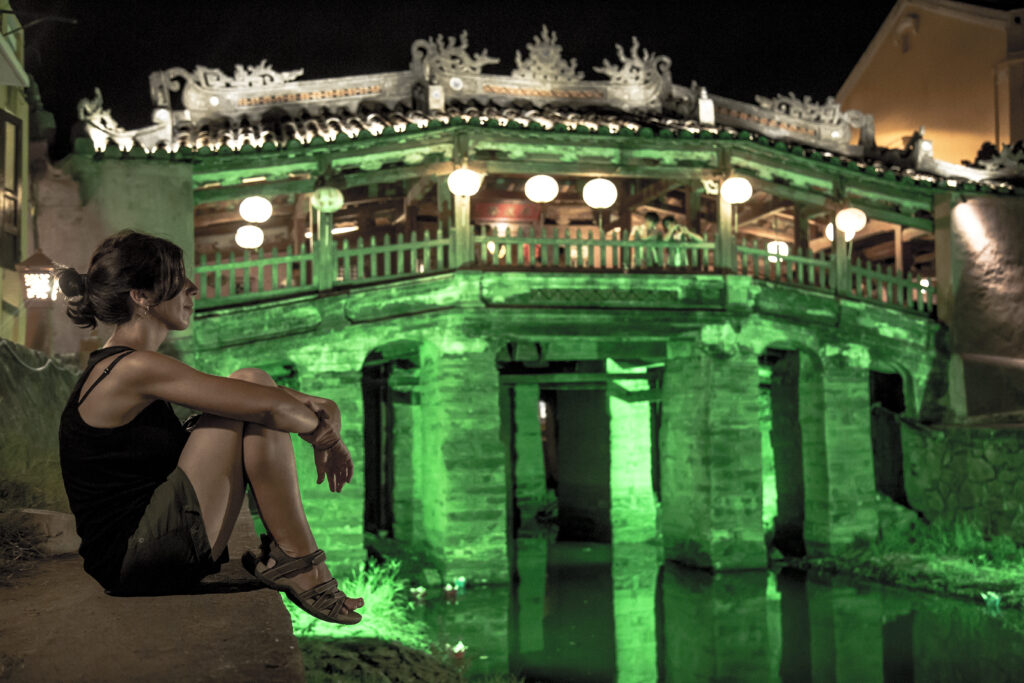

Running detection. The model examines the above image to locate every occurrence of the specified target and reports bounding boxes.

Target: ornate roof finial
[594,36,671,86]
[512,25,584,83]
[410,30,500,81]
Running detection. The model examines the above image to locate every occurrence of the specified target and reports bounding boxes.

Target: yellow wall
[0,2,30,345]
[839,2,1011,165]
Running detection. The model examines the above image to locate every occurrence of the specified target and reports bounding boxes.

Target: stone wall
[902,422,1024,542]
[946,196,1024,415]
[34,152,194,356]
[0,341,77,511]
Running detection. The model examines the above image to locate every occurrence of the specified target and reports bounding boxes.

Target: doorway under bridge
[499,357,663,545]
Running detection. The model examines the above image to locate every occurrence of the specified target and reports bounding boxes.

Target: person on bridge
[56,230,362,625]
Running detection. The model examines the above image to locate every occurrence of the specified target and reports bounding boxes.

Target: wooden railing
[849,258,935,313]
[472,225,715,272]
[197,244,315,307]
[195,227,936,316]
[335,227,450,285]
[737,240,833,292]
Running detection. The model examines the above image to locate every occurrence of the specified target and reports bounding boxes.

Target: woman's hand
[315,439,354,492]
[299,396,341,435]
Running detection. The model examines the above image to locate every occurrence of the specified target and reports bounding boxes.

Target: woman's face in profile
[149,277,198,331]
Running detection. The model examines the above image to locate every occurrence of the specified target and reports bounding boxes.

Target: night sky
[10,0,914,158]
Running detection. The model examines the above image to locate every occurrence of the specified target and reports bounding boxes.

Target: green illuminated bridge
[73,34,1020,582]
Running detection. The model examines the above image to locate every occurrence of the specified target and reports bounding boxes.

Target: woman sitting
[57,230,362,625]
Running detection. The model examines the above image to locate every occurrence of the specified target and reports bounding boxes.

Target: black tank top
[59,346,188,590]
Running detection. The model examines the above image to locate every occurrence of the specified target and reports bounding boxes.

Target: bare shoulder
[115,349,193,377]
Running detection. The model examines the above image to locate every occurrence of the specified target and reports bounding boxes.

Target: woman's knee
[229,367,277,386]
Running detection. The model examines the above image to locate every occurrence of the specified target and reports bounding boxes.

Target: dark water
[417,541,1024,682]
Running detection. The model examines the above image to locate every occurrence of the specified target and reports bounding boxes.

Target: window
[0,109,21,270]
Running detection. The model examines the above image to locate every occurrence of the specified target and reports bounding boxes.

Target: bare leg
[177,368,361,610]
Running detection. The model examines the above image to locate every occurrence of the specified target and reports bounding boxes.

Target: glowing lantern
[920,278,930,289]
[835,207,867,236]
[766,240,789,263]
[234,224,265,249]
[239,196,273,223]
[16,250,58,303]
[447,168,484,197]
[311,186,345,213]
[524,175,559,203]
[582,178,617,209]
[720,176,753,204]
[819,222,851,242]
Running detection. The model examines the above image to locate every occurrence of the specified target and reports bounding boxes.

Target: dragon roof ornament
[75,27,1021,187]
[511,25,584,83]
[410,30,500,80]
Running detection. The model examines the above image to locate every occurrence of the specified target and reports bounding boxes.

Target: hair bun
[58,268,87,298]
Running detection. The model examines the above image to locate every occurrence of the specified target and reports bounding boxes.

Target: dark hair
[644,211,659,223]
[57,230,186,329]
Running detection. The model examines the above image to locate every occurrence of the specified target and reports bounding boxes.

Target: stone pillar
[298,369,366,576]
[514,536,547,656]
[419,337,508,582]
[612,543,659,683]
[512,383,552,531]
[806,580,884,683]
[663,565,771,682]
[391,379,417,543]
[661,327,765,570]
[607,359,658,544]
[805,344,878,556]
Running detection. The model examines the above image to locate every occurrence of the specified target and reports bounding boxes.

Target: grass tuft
[286,558,429,647]
[874,515,1024,569]
[0,513,44,585]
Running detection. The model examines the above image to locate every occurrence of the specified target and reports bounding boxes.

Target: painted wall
[34,152,194,356]
[839,2,1024,164]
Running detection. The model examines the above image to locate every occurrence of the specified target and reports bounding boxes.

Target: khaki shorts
[115,467,226,595]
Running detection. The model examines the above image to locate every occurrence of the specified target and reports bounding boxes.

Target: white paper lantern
[524,175,559,203]
[835,207,867,236]
[720,176,753,204]
[239,196,273,224]
[766,240,790,263]
[824,222,852,243]
[582,178,617,209]
[234,224,265,249]
[447,168,484,197]
[311,186,345,213]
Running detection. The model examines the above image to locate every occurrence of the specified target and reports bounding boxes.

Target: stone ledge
[0,511,304,682]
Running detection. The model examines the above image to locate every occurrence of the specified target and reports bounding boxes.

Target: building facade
[0,3,32,346]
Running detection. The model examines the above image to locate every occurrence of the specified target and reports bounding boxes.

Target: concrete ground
[0,512,305,682]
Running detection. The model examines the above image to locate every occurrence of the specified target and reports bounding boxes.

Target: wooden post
[893,223,904,274]
[452,193,472,267]
[833,229,851,297]
[793,204,810,253]
[686,182,703,236]
[316,209,335,291]
[716,194,736,273]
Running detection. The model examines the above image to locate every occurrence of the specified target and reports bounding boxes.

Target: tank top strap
[77,349,136,407]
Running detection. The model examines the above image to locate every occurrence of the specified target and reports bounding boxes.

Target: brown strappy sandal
[245,537,362,625]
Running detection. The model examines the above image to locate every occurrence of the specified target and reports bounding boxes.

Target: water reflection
[419,541,1024,682]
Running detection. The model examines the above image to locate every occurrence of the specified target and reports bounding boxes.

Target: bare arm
[279,386,341,434]
[120,351,321,434]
